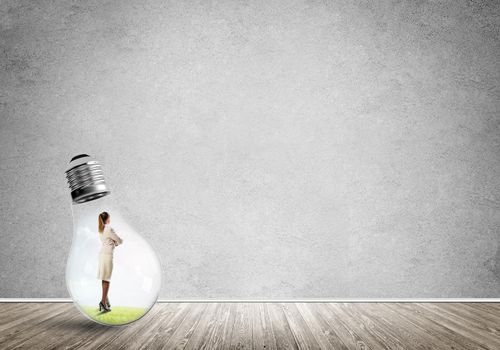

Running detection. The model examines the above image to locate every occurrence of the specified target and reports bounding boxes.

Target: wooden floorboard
[0,303,499,349]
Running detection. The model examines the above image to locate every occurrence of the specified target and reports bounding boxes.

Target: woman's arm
[109,227,123,245]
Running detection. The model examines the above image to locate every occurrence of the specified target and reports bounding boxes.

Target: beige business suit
[97,224,123,282]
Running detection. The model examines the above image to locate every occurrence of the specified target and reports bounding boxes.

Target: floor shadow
[55,317,109,331]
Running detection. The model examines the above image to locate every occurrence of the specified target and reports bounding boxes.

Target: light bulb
[65,154,161,326]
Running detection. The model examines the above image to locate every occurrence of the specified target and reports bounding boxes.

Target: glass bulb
[65,154,161,326]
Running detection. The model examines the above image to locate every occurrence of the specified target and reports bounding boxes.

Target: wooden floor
[0,303,499,349]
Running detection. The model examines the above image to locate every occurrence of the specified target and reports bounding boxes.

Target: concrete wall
[1,0,499,298]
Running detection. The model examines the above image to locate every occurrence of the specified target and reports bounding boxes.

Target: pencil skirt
[97,253,113,282]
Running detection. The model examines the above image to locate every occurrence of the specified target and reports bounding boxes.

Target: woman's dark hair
[98,212,110,233]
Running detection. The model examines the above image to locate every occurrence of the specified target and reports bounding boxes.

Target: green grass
[82,306,147,325]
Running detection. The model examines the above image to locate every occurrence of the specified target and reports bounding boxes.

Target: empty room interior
[0,0,499,349]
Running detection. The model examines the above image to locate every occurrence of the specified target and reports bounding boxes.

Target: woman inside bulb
[97,211,123,312]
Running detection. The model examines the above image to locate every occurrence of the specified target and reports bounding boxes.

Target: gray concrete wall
[1,0,499,298]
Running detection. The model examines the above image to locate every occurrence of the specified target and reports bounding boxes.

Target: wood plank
[439,303,500,333]
[281,303,322,350]
[184,302,219,350]
[361,303,470,350]
[385,303,489,350]
[127,303,193,349]
[267,303,298,350]
[0,303,47,331]
[326,303,398,350]
[229,302,253,349]
[109,303,175,350]
[161,302,208,349]
[313,303,373,350]
[459,303,500,327]
[344,303,409,350]
[1,303,72,350]
[201,303,235,350]
[475,303,500,312]
[464,302,500,317]
[416,303,500,350]
[16,311,87,350]
[0,303,39,325]
[296,303,349,350]
[0,303,500,349]
[251,303,277,350]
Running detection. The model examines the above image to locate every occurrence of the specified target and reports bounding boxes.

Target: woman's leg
[101,281,110,304]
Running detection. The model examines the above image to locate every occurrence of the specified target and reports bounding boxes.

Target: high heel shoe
[99,301,111,312]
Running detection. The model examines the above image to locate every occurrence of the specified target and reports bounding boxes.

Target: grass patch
[82,306,147,325]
